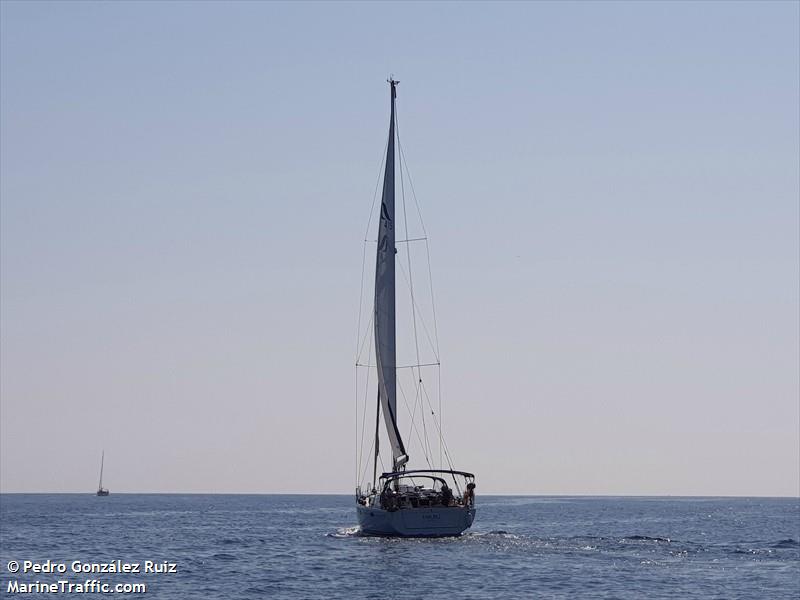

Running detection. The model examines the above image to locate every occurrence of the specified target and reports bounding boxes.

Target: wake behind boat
[353,79,475,537]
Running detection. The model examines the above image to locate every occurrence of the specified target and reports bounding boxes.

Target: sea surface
[0,494,798,599]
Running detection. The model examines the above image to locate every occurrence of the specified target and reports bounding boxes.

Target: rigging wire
[355,366,359,486]
[394,105,427,467]
[397,376,433,469]
[407,157,446,470]
[396,137,428,239]
[356,325,374,485]
[420,378,457,471]
[436,365,444,469]
[355,128,389,487]
[359,435,375,488]
[424,239,441,361]
[354,130,389,363]
[395,259,439,363]
[354,313,374,367]
[438,365,442,471]
[397,141,446,469]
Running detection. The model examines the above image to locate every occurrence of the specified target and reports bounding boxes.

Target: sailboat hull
[357,504,475,537]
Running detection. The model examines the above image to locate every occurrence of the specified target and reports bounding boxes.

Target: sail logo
[378,200,393,254]
[380,202,393,230]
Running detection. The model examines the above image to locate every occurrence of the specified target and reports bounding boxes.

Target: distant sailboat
[354,79,476,537]
[96,451,109,496]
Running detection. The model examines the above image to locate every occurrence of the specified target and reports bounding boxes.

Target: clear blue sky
[1,1,798,495]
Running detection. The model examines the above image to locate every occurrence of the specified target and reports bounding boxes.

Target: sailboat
[354,79,476,537]
[96,451,109,496]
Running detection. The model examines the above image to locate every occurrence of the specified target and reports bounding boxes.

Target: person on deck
[441,483,453,507]
[463,482,476,507]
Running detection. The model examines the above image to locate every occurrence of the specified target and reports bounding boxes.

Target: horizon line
[1,491,798,499]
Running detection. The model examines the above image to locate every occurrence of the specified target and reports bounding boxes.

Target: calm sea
[1,494,798,598]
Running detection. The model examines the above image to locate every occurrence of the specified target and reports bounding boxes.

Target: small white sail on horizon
[96,450,109,496]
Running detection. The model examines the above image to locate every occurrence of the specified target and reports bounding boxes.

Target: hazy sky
[1,1,798,496]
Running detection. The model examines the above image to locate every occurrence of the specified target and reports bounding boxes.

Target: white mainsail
[374,79,408,472]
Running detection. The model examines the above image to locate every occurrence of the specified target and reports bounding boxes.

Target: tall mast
[374,78,408,473]
[98,450,105,490]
